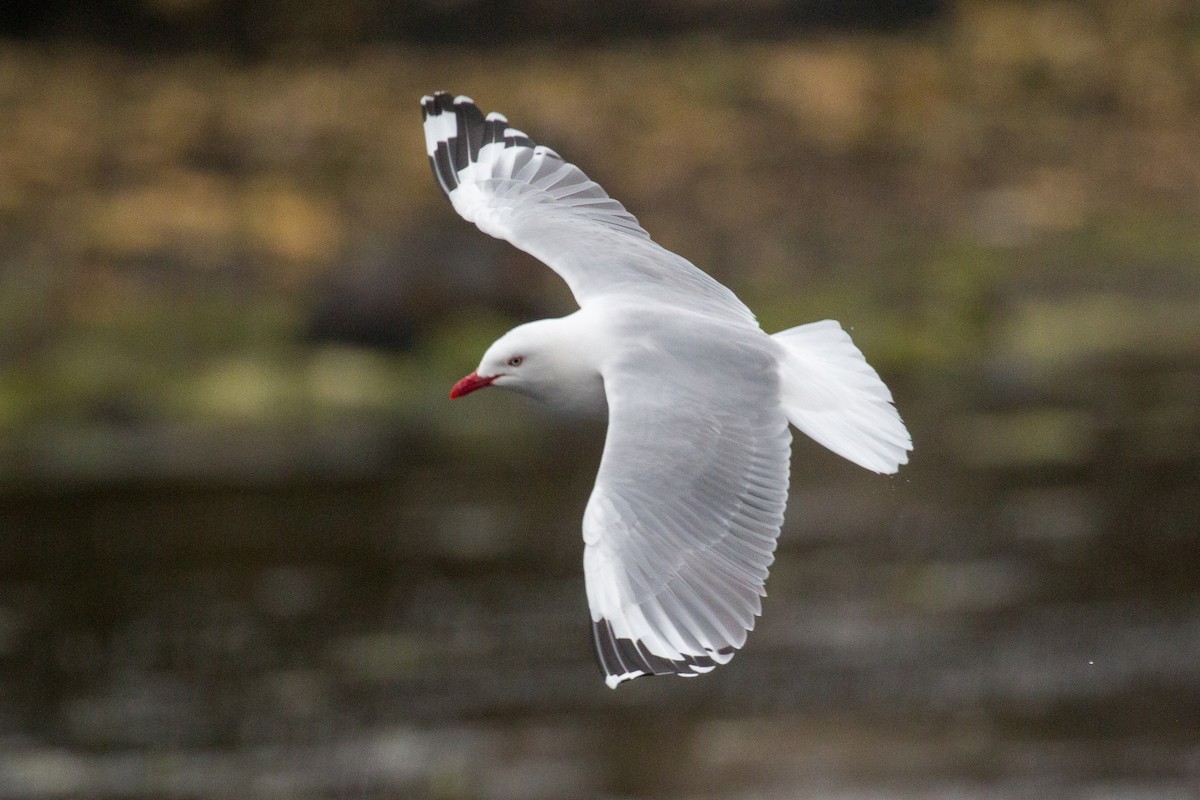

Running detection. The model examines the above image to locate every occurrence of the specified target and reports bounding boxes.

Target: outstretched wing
[420,92,754,324]
[583,321,792,687]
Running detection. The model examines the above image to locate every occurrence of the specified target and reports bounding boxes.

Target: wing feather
[581,321,791,687]
[420,92,755,322]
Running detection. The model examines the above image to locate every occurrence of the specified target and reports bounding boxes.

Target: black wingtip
[422,92,465,195]
[419,91,450,119]
[592,618,730,687]
[454,96,486,163]
[422,92,566,201]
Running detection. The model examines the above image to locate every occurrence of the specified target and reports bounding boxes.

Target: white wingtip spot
[454,95,474,105]
[504,127,528,138]
[605,670,645,689]
[485,111,508,123]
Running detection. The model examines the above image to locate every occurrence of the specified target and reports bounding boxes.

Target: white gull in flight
[421,92,912,688]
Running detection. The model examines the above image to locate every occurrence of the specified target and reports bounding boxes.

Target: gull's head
[449,316,606,415]
[450,320,557,400]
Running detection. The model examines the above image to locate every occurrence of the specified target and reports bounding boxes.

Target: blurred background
[2,0,1199,797]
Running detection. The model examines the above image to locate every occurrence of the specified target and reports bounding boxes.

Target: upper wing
[583,321,792,687]
[420,92,755,323]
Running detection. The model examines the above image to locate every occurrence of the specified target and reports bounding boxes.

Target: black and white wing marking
[584,322,792,688]
[420,92,755,323]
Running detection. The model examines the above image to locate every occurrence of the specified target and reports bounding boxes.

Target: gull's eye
[506,355,524,367]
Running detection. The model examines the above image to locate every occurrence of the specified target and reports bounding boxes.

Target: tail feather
[773,320,911,474]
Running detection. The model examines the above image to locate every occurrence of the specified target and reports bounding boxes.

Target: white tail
[773,320,912,474]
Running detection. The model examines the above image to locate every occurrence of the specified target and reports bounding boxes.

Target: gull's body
[421,93,911,688]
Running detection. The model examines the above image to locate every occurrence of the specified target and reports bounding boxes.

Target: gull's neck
[508,310,608,417]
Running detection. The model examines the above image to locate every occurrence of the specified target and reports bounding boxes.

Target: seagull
[421,92,911,688]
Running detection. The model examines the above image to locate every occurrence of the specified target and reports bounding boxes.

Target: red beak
[449,371,497,399]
